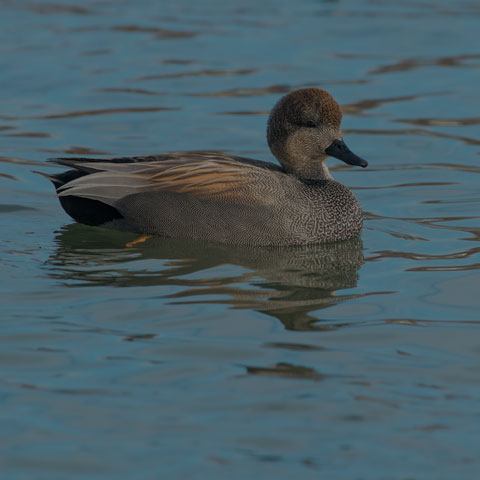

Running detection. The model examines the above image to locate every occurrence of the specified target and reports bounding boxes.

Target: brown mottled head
[267,88,367,178]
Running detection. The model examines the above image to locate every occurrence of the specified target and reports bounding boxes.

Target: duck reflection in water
[48,224,365,331]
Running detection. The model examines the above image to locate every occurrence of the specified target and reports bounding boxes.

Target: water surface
[1,0,480,478]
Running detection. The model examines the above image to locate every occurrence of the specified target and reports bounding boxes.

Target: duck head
[267,88,367,180]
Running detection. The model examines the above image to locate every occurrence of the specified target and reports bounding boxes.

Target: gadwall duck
[40,88,368,245]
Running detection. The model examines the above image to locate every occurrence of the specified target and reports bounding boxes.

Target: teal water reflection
[49,224,366,331]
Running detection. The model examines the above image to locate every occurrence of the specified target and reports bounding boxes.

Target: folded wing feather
[55,156,272,206]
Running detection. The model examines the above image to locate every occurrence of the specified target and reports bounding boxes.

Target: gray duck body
[41,88,368,246]
[112,167,362,245]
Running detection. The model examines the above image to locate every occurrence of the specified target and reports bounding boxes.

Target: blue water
[1,0,480,478]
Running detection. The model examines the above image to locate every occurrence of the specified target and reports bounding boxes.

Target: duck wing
[51,151,284,207]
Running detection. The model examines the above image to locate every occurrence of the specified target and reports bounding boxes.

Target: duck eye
[304,121,317,128]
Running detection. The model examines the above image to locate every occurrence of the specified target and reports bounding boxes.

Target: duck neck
[284,156,333,181]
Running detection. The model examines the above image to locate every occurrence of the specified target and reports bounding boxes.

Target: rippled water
[1,0,480,478]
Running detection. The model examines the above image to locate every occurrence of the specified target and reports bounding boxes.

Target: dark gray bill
[325,139,368,168]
